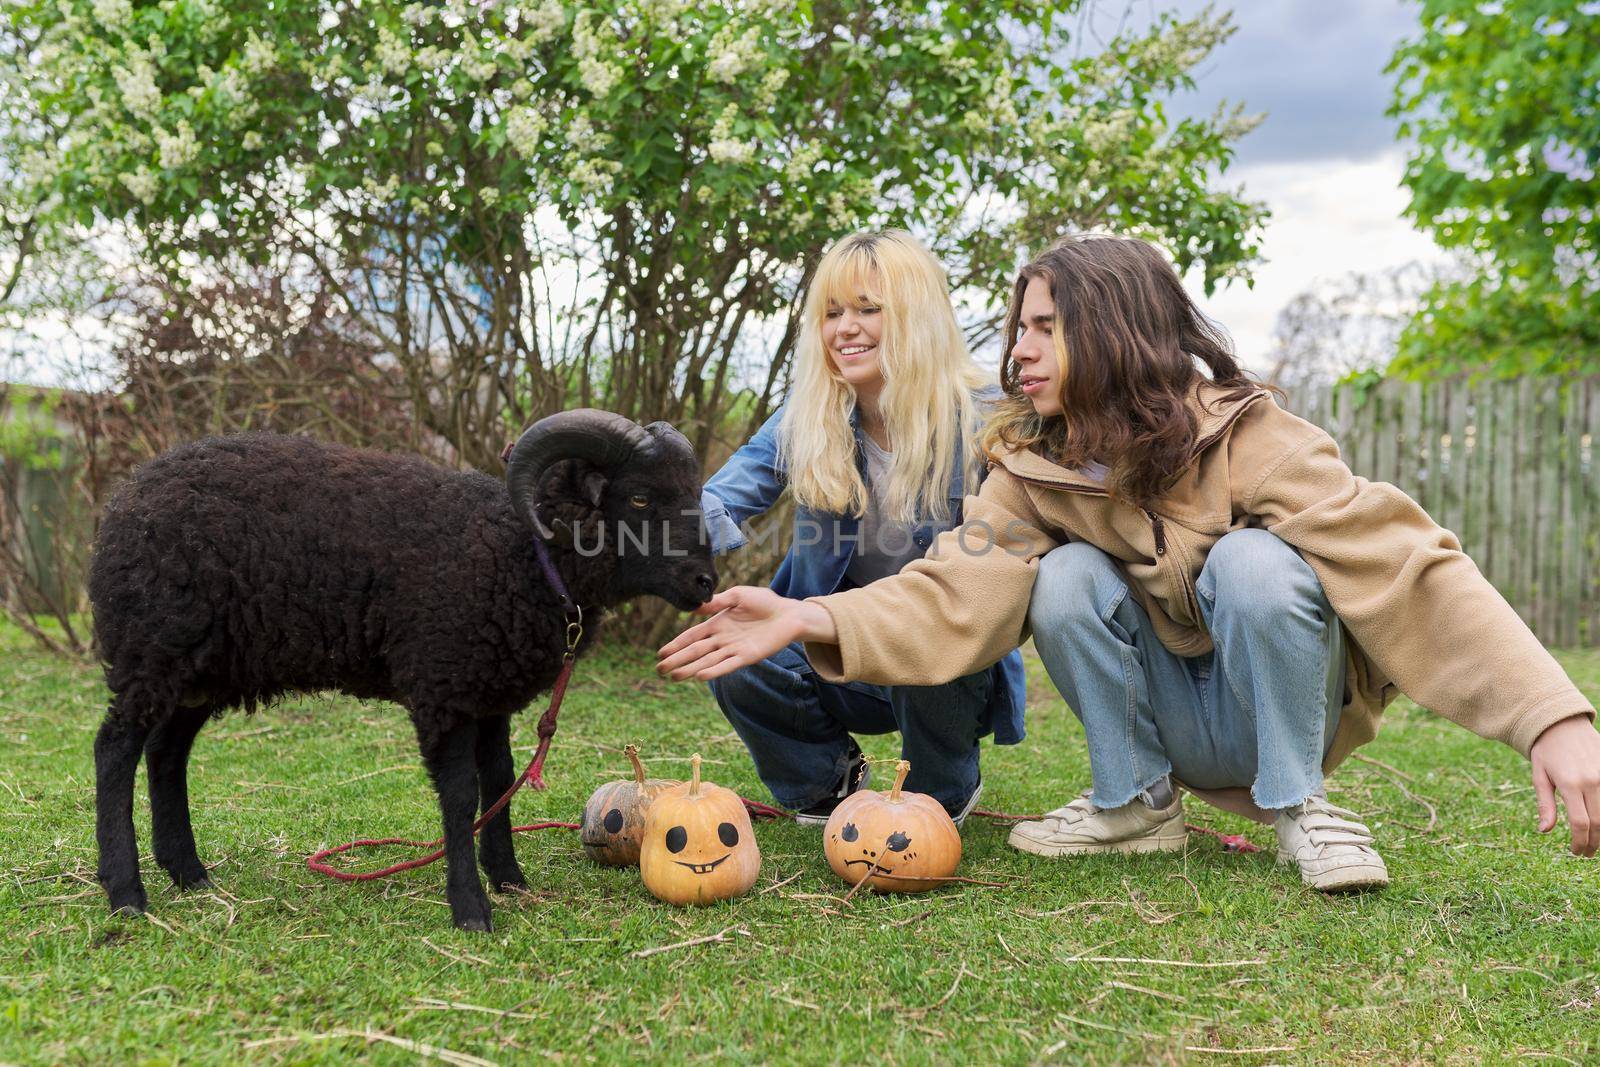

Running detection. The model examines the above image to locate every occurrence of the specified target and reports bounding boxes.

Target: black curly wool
[88,429,714,930]
[91,434,609,742]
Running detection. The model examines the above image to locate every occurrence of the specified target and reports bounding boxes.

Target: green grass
[2,617,1597,1065]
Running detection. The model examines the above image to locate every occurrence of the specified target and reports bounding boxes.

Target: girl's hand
[656,586,837,681]
[1529,714,1600,856]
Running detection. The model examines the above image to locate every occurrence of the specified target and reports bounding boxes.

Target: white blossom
[479,186,500,206]
[119,167,158,204]
[523,0,565,45]
[634,0,690,23]
[362,173,401,201]
[154,121,198,168]
[462,50,499,82]
[710,102,739,142]
[708,137,754,164]
[569,156,621,195]
[242,33,277,77]
[1082,109,1135,154]
[707,24,760,84]
[754,65,788,109]
[241,131,264,150]
[504,105,548,158]
[567,113,607,153]
[415,46,452,72]
[825,190,852,230]
[376,27,411,76]
[578,57,622,97]
[784,140,822,182]
[91,0,131,30]
[571,11,622,97]
[114,54,161,120]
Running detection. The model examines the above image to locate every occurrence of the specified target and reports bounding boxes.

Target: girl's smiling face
[820,290,885,392]
[1010,275,1064,417]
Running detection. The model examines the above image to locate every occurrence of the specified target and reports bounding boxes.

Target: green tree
[12,0,1266,467]
[1387,0,1599,378]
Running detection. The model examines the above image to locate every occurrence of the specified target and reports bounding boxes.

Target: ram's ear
[532,459,608,544]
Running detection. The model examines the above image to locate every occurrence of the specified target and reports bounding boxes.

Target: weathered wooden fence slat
[1293,377,1598,648]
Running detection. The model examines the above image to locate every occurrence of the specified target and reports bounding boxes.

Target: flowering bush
[9,0,1264,466]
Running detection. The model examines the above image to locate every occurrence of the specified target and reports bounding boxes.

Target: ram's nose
[694,572,716,600]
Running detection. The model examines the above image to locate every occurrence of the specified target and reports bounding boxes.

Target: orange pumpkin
[823,760,961,893]
[640,754,760,906]
[580,745,677,867]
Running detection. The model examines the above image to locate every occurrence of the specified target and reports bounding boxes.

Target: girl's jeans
[1028,529,1344,812]
[708,643,991,813]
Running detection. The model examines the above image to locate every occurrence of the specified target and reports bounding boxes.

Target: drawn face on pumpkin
[579,746,675,868]
[820,760,962,894]
[639,754,762,906]
[663,819,742,874]
[829,821,921,873]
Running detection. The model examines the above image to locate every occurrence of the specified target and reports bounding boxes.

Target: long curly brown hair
[981,234,1266,505]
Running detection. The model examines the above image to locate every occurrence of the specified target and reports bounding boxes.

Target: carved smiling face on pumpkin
[640,755,761,905]
[822,761,962,893]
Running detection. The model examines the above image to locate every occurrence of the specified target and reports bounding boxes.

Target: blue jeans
[1028,529,1344,812]
[707,643,992,813]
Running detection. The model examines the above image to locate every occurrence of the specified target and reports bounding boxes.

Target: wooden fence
[1291,376,1599,648]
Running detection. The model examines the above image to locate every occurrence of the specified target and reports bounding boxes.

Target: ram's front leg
[473,714,527,892]
[416,715,494,932]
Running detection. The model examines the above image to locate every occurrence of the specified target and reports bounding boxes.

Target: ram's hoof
[106,885,148,917]
[486,865,527,893]
[163,860,214,891]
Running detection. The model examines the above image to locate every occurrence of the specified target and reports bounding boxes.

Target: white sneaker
[1273,795,1389,891]
[1007,789,1187,857]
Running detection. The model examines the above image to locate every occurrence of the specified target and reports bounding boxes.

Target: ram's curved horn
[505,410,651,537]
[642,421,696,462]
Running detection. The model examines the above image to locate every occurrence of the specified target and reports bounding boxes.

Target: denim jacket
[700,389,1028,745]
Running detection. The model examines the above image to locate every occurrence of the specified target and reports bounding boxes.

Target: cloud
[1157,0,1420,166]
[1182,148,1449,373]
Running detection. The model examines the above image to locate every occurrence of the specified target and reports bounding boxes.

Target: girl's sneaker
[1272,795,1389,891]
[793,749,870,826]
[1006,787,1187,857]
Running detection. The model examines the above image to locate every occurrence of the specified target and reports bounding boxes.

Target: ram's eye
[628,495,649,510]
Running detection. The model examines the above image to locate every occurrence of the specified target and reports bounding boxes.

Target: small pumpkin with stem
[580,745,677,867]
[640,754,761,906]
[823,760,961,893]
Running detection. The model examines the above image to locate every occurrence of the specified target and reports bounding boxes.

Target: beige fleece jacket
[803,384,1594,821]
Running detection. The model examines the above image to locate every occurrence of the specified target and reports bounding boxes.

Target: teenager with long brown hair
[659,232,1600,890]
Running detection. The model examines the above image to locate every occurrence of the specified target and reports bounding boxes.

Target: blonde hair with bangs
[780,231,989,523]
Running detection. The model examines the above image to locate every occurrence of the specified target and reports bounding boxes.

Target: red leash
[308,637,582,881]
[307,649,794,881]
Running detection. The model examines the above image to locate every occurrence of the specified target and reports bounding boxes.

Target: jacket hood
[990,380,1272,491]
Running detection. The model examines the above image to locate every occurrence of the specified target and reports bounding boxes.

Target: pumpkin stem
[625,744,646,785]
[689,753,702,797]
[889,760,910,801]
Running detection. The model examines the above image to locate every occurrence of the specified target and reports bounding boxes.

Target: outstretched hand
[656,586,837,681]
[1529,714,1600,856]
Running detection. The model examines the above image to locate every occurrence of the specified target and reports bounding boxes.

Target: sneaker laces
[1286,797,1376,850]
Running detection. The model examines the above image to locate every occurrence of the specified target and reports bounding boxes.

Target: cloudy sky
[1154,0,1449,373]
